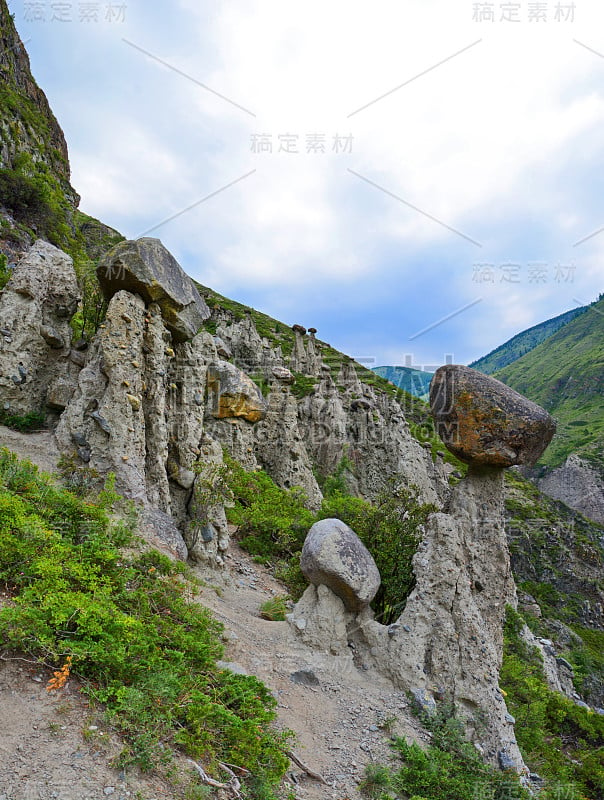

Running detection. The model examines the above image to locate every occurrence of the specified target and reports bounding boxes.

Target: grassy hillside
[470,305,588,375]
[372,365,433,400]
[495,295,604,470]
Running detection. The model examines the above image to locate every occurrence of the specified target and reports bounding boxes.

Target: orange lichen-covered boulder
[429,364,555,468]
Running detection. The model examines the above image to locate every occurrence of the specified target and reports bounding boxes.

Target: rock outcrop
[0,3,73,190]
[207,360,267,423]
[290,368,560,772]
[534,454,604,527]
[0,240,80,417]
[97,238,210,342]
[430,364,556,467]
[300,518,381,611]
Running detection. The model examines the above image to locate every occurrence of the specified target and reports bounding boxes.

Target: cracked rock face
[207,360,267,423]
[301,518,381,611]
[96,238,210,343]
[0,240,80,416]
[430,364,555,467]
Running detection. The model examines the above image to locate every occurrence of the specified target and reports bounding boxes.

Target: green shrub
[225,455,315,560]
[501,606,604,799]
[0,449,290,796]
[290,373,317,399]
[0,253,11,289]
[0,409,45,431]
[361,707,530,800]
[0,165,49,215]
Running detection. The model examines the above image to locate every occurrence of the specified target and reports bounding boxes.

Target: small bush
[0,409,45,431]
[225,455,315,561]
[259,596,288,621]
[361,708,530,800]
[0,253,11,290]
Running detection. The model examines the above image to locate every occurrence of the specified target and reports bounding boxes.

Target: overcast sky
[10,0,604,369]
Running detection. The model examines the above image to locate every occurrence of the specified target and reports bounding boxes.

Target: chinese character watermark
[472,262,576,283]
[472,2,575,22]
[23,2,127,23]
[250,132,354,155]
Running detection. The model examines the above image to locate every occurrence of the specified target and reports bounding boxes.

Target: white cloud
[17,0,604,363]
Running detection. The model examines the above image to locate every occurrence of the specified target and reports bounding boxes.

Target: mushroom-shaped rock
[292,324,307,335]
[301,518,381,611]
[207,360,267,423]
[96,238,209,342]
[430,364,555,467]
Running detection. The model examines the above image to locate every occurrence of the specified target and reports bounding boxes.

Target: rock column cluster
[291,364,556,773]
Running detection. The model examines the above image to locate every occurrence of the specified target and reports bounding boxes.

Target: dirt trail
[0,429,426,799]
[195,544,425,800]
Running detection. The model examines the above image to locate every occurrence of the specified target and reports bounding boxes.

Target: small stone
[290,670,320,687]
[70,349,86,367]
[504,713,516,724]
[411,688,436,715]
[126,394,141,411]
[498,750,515,771]
[72,432,89,448]
[165,347,175,358]
[77,447,91,463]
[200,523,216,543]
[272,366,295,384]
[91,411,111,435]
[39,324,64,349]
[103,788,115,796]
[131,361,139,368]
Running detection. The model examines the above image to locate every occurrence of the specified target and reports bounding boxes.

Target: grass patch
[360,706,530,800]
[0,449,290,796]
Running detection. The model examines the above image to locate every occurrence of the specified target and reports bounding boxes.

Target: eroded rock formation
[290,367,558,773]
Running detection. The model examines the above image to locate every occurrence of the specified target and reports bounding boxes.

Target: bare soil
[0,429,427,799]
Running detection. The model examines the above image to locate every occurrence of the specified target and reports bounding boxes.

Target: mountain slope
[470,305,589,375]
[495,295,604,471]
[372,365,433,400]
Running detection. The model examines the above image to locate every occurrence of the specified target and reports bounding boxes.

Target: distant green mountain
[495,295,604,470]
[470,306,589,375]
[372,365,433,400]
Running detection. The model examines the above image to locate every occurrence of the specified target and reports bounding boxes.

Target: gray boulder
[300,518,380,611]
[97,238,209,342]
[430,364,555,468]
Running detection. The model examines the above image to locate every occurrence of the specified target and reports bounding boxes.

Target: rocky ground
[0,426,426,800]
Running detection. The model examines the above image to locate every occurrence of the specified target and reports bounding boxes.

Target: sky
[8,0,604,370]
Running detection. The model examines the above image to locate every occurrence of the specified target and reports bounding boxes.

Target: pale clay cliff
[0,237,572,779]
